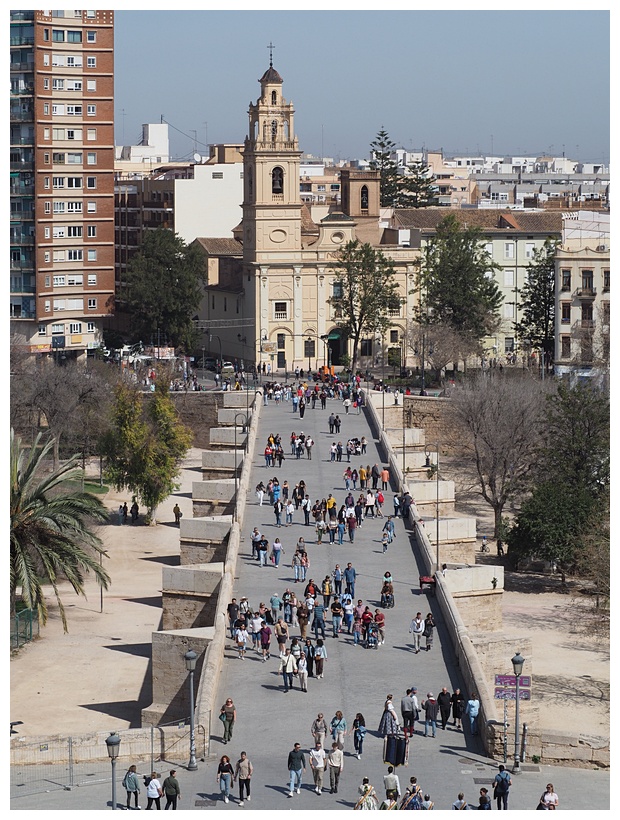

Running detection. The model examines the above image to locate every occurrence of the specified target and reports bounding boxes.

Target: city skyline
[114,7,610,165]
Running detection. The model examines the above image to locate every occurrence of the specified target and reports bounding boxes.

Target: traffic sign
[494,688,531,701]
[495,674,531,688]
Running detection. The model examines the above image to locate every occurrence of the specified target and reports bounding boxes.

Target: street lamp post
[511,650,525,774]
[381,335,386,429]
[201,346,206,379]
[184,649,198,771]
[208,332,222,376]
[436,441,440,572]
[105,731,121,810]
[233,413,249,522]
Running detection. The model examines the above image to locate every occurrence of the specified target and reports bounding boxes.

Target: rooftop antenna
[267,41,275,67]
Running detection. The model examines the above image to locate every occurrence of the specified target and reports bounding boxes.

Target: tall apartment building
[10,9,115,359]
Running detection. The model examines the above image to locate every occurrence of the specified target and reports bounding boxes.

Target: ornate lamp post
[511,650,525,774]
[184,649,198,770]
[105,731,121,810]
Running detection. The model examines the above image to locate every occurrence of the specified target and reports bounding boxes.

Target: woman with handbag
[145,771,163,810]
[217,755,235,804]
[219,698,236,744]
[423,613,435,651]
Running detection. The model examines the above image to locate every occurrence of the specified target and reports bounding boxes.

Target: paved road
[10,391,610,810]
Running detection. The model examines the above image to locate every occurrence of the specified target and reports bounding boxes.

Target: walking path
[10,389,610,810]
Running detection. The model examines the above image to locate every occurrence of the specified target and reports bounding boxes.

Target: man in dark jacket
[162,769,181,810]
[437,687,452,730]
[287,743,306,797]
[421,693,439,738]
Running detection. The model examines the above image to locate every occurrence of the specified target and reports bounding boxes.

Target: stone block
[222,392,255,408]
[218,408,251,426]
[409,479,454,503]
[443,564,504,593]
[192,480,236,503]
[202,449,243,472]
[180,515,232,544]
[385,427,426,447]
[423,516,477,543]
[180,541,228,566]
[162,563,224,595]
[209,427,247,448]
[162,564,223,631]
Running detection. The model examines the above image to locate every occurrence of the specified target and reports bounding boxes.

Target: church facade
[196,61,420,374]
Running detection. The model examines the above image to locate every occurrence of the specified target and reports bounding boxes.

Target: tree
[101,378,193,523]
[405,321,478,385]
[516,237,558,362]
[123,228,204,351]
[330,241,402,374]
[10,430,111,632]
[369,128,400,207]
[450,374,546,537]
[397,158,439,208]
[418,214,503,345]
[507,383,609,576]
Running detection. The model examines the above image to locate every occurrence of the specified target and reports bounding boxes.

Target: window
[67,226,82,238]
[66,202,83,213]
[52,104,65,115]
[45,300,51,312]
[67,30,82,43]
[44,177,50,189]
[52,323,64,334]
[67,152,82,164]
[44,201,51,213]
[38,324,46,336]
[87,321,95,332]
[66,56,82,68]
[274,301,287,319]
[44,227,51,238]
[44,153,50,163]
[87,152,97,165]
[44,252,51,263]
[52,176,64,189]
[88,298,97,310]
[53,251,66,263]
[87,225,97,237]
[88,273,97,285]
[390,330,398,344]
[67,177,83,188]
[44,103,50,115]
[87,128,97,140]
[561,303,571,324]
[87,201,96,212]
[67,129,83,140]
[67,80,82,91]
[87,30,96,42]
[67,274,83,286]
[277,333,286,350]
[603,270,610,292]
[212,172,223,179]
[87,80,96,91]
[53,201,65,213]
[272,166,283,194]
[67,299,83,311]
[67,105,83,116]
[361,339,373,357]
[86,176,96,189]
[561,269,571,291]
[53,275,66,286]
[503,270,515,287]
[87,249,97,261]
[44,53,50,66]
[360,185,369,210]
[86,10,96,18]
[525,242,535,258]
[503,303,515,318]
[52,30,65,42]
[87,104,96,116]
[581,270,593,291]
[581,304,593,326]
[68,249,83,261]
[485,242,493,257]
[53,226,66,238]
[44,127,51,140]
[69,322,82,333]
[332,282,343,299]
[504,242,515,259]
[52,78,64,90]
[561,336,571,358]
[43,28,50,41]
[87,56,96,68]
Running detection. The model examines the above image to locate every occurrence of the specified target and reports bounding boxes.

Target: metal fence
[10,720,208,799]
[11,608,39,650]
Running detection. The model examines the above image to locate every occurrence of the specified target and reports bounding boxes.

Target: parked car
[203,357,217,371]
[220,361,235,374]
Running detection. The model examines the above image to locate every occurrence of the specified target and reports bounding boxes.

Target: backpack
[143,774,151,787]
[496,773,510,795]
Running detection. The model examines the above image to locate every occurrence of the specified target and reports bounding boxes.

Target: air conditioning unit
[596,244,609,252]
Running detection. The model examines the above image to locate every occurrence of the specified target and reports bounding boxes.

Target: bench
[419,575,436,595]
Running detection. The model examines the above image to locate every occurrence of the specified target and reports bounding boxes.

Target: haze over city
[114,7,610,164]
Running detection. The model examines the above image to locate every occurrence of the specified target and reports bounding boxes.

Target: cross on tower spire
[267,41,275,67]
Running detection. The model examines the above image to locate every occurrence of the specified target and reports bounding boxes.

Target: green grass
[63,479,110,495]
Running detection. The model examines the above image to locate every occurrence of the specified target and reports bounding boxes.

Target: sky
[114,7,608,165]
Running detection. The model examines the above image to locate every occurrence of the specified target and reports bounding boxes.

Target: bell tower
[242,51,302,264]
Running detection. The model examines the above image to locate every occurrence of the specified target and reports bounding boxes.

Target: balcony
[574,287,596,300]
[572,319,595,334]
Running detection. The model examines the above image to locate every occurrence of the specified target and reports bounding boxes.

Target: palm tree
[10,429,111,633]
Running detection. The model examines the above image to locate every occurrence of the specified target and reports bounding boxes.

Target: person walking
[400,689,415,739]
[421,692,439,738]
[355,779,379,810]
[493,764,512,810]
[538,783,559,810]
[423,612,435,651]
[321,575,333,608]
[327,741,344,794]
[259,620,272,661]
[217,755,234,804]
[297,651,309,692]
[145,771,163,810]
[330,710,347,750]
[219,698,236,744]
[352,713,367,759]
[309,740,327,794]
[304,638,316,677]
[383,766,401,800]
[122,764,141,810]
[314,638,327,678]
[437,686,452,730]
[465,692,480,736]
[380,466,390,491]
[312,601,327,640]
[234,623,249,660]
[331,597,344,638]
[274,498,283,527]
[234,751,253,806]
[279,646,298,692]
[378,694,400,738]
[162,770,181,810]
[287,743,306,797]
[296,601,310,639]
[451,792,470,810]
[227,598,240,640]
[255,481,266,506]
[344,563,357,597]
[409,612,425,653]
[275,618,290,653]
[478,787,492,809]
[311,712,328,747]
